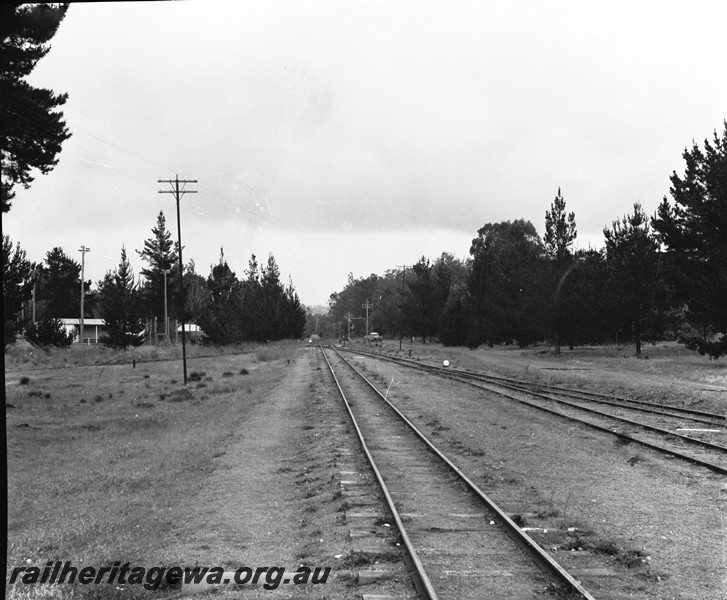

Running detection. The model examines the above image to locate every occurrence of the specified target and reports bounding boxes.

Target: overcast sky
[5,0,726,306]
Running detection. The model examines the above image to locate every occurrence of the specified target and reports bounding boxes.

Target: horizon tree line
[3,210,306,348]
[323,121,727,359]
[4,121,726,357]
[2,6,724,357]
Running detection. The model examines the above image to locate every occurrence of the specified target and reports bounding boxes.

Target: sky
[4,0,727,307]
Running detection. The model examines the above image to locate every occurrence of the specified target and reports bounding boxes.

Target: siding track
[338,346,727,476]
[321,345,596,600]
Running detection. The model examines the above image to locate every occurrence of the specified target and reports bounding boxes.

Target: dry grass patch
[4,340,258,372]
[5,351,280,600]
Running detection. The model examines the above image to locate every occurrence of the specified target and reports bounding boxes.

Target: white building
[177,323,203,342]
[59,318,107,344]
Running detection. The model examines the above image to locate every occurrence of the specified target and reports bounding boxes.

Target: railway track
[338,345,727,476]
[321,344,596,600]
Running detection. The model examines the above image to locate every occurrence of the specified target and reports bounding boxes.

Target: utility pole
[159,175,197,385]
[362,299,373,338]
[79,246,90,344]
[31,265,37,324]
[163,268,171,344]
[396,265,411,288]
[345,312,364,342]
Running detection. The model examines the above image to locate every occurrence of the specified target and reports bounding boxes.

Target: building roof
[59,318,106,326]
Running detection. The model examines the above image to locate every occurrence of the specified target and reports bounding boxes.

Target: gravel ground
[154,349,360,599]
[345,342,727,600]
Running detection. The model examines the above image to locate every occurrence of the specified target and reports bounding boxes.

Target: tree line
[3,210,306,348]
[323,123,727,359]
[2,6,725,358]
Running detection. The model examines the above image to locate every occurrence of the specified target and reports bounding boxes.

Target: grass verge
[6,342,299,599]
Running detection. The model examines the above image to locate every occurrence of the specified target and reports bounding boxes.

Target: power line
[5,84,308,233]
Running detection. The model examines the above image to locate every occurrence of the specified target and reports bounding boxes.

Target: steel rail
[343,347,726,435]
[451,366,726,423]
[340,346,727,476]
[480,379,727,454]
[324,345,597,600]
[319,346,439,600]
[345,349,727,445]
[349,347,725,422]
[512,384,724,426]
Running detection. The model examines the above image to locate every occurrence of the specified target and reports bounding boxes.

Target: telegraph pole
[158,175,197,385]
[163,268,171,344]
[31,265,37,324]
[362,299,373,338]
[79,246,90,344]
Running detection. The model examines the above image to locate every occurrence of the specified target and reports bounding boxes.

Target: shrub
[26,317,74,348]
[169,388,194,402]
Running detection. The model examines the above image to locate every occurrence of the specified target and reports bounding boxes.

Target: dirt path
[157,350,354,598]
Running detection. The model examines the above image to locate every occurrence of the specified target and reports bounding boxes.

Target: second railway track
[339,346,727,476]
[321,344,596,600]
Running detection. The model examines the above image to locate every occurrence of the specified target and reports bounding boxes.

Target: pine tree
[241,253,263,340]
[438,283,471,347]
[468,220,546,347]
[37,247,88,318]
[603,203,664,356]
[137,211,179,322]
[560,248,610,346]
[284,277,306,339]
[544,187,577,261]
[404,257,438,343]
[183,259,208,324]
[544,188,577,355]
[3,234,34,346]
[196,249,242,345]
[1,3,71,212]
[196,250,306,344]
[653,122,727,358]
[98,247,146,349]
[260,253,284,340]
